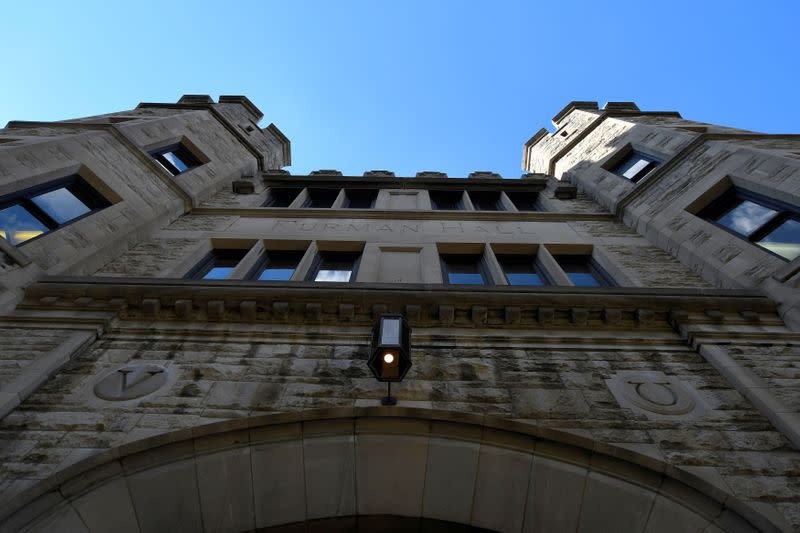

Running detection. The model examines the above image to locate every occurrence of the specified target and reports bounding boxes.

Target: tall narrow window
[249,250,305,281]
[469,191,504,211]
[343,189,378,209]
[497,255,546,286]
[553,255,613,287]
[303,188,339,208]
[429,190,464,210]
[698,188,800,261]
[150,143,203,176]
[441,254,489,285]
[263,187,301,207]
[0,176,110,246]
[610,149,660,183]
[187,249,248,280]
[506,191,540,212]
[309,251,361,282]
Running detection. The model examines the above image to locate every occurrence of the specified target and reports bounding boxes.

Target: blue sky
[1,1,798,178]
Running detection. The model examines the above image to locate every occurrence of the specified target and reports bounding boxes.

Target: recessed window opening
[250,250,305,281]
[610,149,660,183]
[469,191,504,211]
[698,188,800,261]
[497,255,547,286]
[303,188,339,208]
[553,254,612,287]
[263,187,302,207]
[506,191,540,211]
[441,254,489,285]
[344,189,378,209]
[430,190,464,210]
[0,176,111,246]
[309,251,361,282]
[187,249,248,280]
[150,143,202,176]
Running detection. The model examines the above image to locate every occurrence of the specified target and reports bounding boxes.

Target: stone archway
[0,408,781,533]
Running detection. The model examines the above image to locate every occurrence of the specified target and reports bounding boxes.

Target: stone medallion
[94,364,170,401]
[606,371,702,418]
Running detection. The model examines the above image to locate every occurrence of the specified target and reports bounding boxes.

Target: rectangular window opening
[0,176,111,246]
[187,249,248,280]
[430,190,464,210]
[497,255,547,286]
[609,149,660,183]
[469,191,504,211]
[303,188,339,208]
[263,187,302,207]
[441,253,489,285]
[506,191,540,212]
[250,250,305,281]
[150,143,203,176]
[309,251,362,282]
[344,189,378,209]
[553,254,612,287]
[698,188,800,261]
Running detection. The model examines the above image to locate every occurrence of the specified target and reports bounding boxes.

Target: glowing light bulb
[383,353,395,364]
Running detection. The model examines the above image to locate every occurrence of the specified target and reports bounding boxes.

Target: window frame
[606,147,661,184]
[247,249,306,281]
[440,253,492,285]
[262,187,302,208]
[343,189,378,209]
[468,191,504,211]
[496,254,549,286]
[185,249,249,280]
[306,250,362,283]
[150,143,203,176]
[429,190,465,211]
[303,188,340,209]
[505,191,540,212]
[0,175,111,246]
[697,187,800,261]
[553,254,615,288]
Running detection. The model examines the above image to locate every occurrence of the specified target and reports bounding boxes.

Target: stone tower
[0,96,798,532]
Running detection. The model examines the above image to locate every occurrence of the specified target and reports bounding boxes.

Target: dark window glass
[699,189,800,260]
[187,249,248,280]
[441,254,489,285]
[430,190,464,210]
[497,255,546,286]
[309,251,361,282]
[610,150,660,183]
[0,176,110,246]
[263,187,302,207]
[344,189,378,209]
[506,192,540,212]
[303,188,339,208]
[151,143,202,176]
[553,255,612,287]
[469,191,503,211]
[251,250,305,281]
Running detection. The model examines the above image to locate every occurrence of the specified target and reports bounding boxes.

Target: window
[469,191,504,211]
[0,176,110,246]
[308,251,361,282]
[303,188,339,208]
[698,188,800,261]
[343,189,378,209]
[506,191,540,212]
[249,250,305,281]
[610,149,660,183]
[441,254,489,285]
[187,249,248,280]
[553,255,613,287]
[263,187,301,207]
[497,255,547,286]
[430,190,464,210]
[150,143,202,176]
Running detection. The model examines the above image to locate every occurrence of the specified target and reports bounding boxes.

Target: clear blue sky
[2,1,798,178]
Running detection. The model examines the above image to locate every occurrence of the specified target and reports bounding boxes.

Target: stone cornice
[190,207,614,221]
[12,278,788,337]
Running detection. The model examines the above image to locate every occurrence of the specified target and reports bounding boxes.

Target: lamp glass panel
[380,317,401,345]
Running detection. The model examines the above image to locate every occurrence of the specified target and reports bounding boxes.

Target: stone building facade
[0,96,798,532]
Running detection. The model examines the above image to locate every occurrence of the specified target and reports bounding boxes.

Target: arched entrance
[0,408,780,532]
